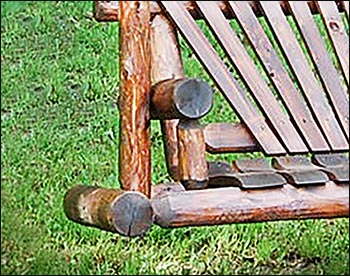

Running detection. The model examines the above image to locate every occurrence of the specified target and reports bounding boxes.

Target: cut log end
[151,78,213,120]
[63,186,153,237]
[111,191,154,237]
[174,78,213,119]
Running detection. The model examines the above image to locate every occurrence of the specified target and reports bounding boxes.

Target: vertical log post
[150,13,184,181]
[178,120,209,190]
[119,2,151,197]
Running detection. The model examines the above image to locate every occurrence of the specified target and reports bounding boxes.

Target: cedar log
[178,120,209,190]
[63,185,153,237]
[150,13,185,180]
[93,1,346,22]
[151,78,213,120]
[63,183,186,236]
[119,2,151,197]
[152,182,349,228]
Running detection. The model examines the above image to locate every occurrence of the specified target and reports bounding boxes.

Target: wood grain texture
[178,120,208,190]
[289,1,349,140]
[150,13,184,181]
[260,1,348,151]
[160,1,286,155]
[228,1,330,152]
[63,185,153,237]
[152,182,349,228]
[316,1,350,86]
[119,1,151,197]
[198,1,308,154]
[93,1,346,21]
[204,123,259,153]
[150,78,213,120]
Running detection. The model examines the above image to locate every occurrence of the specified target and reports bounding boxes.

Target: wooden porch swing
[63,1,349,237]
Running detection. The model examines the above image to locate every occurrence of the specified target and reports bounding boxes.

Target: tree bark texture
[119,1,151,197]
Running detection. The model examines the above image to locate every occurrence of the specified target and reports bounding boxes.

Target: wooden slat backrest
[316,1,349,86]
[288,1,349,139]
[159,1,349,155]
[196,2,308,153]
[259,2,348,151]
[227,1,330,152]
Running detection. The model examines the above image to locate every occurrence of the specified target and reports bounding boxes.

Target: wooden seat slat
[160,1,286,155]
[197,1,308,153]
[228,1,330,152]
[316,1,350,86]
[260,1,349,151]
[289,1,349,139]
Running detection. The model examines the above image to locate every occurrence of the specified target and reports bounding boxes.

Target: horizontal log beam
[63,183,185,236]
[152,182,349,228]
[204,122,259,153]
[151,78,213,120]
[63,185,153,237]
[93,1,346,22]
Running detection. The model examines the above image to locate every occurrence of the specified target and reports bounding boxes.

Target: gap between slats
[228,1,331,153]
[260,1,349,151]
[197,1,308,154]
[288,1,349,140]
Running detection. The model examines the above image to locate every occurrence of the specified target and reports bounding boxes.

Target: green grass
[1,2,349,275]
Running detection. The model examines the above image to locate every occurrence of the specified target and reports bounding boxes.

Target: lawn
[1,1,349,275]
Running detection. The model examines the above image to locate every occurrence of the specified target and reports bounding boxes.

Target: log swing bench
[63,1,350,237]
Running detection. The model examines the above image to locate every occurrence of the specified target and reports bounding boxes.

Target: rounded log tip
[174,79,213,119]
[112,191,154,237]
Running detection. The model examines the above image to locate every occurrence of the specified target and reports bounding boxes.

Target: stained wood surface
[150,13,184,181]
[152,182,349,228]
[289,1,349,139]
[312,154,349,183]
[198,1,308,153]
[208,171,286,189]
[316,1,349,86]
[160,1,286,155]
[260,1,348,151]
[150,78,213,120]
[93,1,346,21]
[204,123,259,153]
[178,120,209,190]
[63,185,153,236]
[119,2,151,197]
[229,2,330,152]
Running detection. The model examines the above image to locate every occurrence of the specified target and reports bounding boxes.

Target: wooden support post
[152,182,349,228]
[150,13,185,180]
[119,1,151,197]
[151,78,213,120]
[63,185,153,237]
[178,120,209,190]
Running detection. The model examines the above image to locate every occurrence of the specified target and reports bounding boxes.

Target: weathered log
[152,182,349,228]
[151,182,186,198]
[178,120,209,189]
[63,183,186,236]
[63,185,153,237]
[93,1,346,22]
[150,78,213,120]
[119,1,151,197]
[150,13,184,180]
